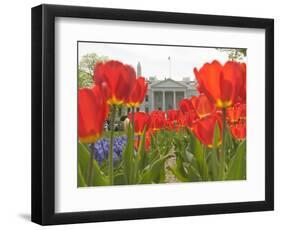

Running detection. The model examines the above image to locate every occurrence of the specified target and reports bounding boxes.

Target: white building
[139,77,198,112]
[117,63,199,118]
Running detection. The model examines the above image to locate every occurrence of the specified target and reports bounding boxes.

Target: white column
[173,91,176,109]
[151,90,154,111]
[162,91,165,111]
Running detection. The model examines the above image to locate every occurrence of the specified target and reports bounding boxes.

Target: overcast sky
[79,42,240,81]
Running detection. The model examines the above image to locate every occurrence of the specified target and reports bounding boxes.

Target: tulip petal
[78,86,108,143]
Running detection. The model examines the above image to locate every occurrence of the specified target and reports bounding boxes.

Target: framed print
[31,4,274,225]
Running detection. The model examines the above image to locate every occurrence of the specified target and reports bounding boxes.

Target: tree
[78,53,108,88]
[217,48,247,61]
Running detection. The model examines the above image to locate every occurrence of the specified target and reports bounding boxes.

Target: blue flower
[88,136,127,165]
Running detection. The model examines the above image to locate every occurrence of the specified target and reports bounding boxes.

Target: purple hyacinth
[89,136,127,165]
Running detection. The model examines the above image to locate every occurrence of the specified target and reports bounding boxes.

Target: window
[145,107,149,113]
[176,91,185,108]
[145,95,149,102]
[155,92,162,109]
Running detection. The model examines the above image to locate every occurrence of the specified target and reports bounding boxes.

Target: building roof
[149,78,188,88]
[148,78,197,90]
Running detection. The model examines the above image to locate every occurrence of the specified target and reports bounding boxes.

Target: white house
[139,77,198,112]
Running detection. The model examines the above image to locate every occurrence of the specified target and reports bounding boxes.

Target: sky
[78,42,240,81]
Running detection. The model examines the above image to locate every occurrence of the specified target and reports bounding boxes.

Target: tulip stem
[109,105,116,185]
[137,136,140,147]
[220,108,227,180]
[131,107,135,147]
[87,145,94,186]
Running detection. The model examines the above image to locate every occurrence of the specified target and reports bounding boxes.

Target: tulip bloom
[178,99,198,128]
[191,94,216,118]
[144,132,151,151]
[149,111,166,131]
[239,63,246,104]
[127,77,148,107]
[230,120,246,140]
[166,109,180,121]
[134,131,151,151]
[78,86,108,143]
[186,110,200,128]
[240,103,246,120]
[194,60,245,108]
[177,111,187,127]
[192,113,222,147]
[179,98,194,114]
[178,94,215,130]
[165,120,177,130]
[94,60,136,105]
[227,103,246,124]
[128,112,150,135]
[177,110,197,129]
[179,95,214,118]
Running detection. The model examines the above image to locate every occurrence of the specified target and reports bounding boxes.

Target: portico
[151,90,185,111]
[139,78,198,112]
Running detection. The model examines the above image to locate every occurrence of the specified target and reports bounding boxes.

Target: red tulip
[240,103,246,120]
[151,110,166,119]
[165,120,177,130]
[178,94,215,130]
[194,60,244,108]
[239,63,246,104]
[128,112,150,135]
[134,131,151,151]
[230,120,246,140]
[192,94,216,118]
[179,95,214,118]
[178,99,199,128]
[149,111,166,131]
[177,111,187,127]
[166,109,180,121]
[192,112,222,147]
[127,77,148,107]
[78,86,108,143]
[179,98,194,114]
[145,133,151,151]
[177,110,197,129]
[227,103,246,124]
[94,60,136,105]
[186,110,200,128]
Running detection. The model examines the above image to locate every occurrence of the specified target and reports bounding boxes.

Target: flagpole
[168,56,171,78]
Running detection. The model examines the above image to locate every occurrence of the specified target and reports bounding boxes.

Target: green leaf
[114,173,126,185]
[175,157,189,178]
[190,133,203,164]
[149,158,163,183]
[190,133,208,180]
[78,142,109,186]
[167,166,190,182]
[209,122,220,180]
[137,127,147,173]
[78,143,90,180]
[225,126,234,153]
[91,158,109,186]
[226,140,246,180]
[122,124,134,184]
[78,163,87,187]
[186,162,202,181]
[139,154,172,184]
[201,146,209,181]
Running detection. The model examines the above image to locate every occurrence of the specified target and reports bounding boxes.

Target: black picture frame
[31,4,274,225]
